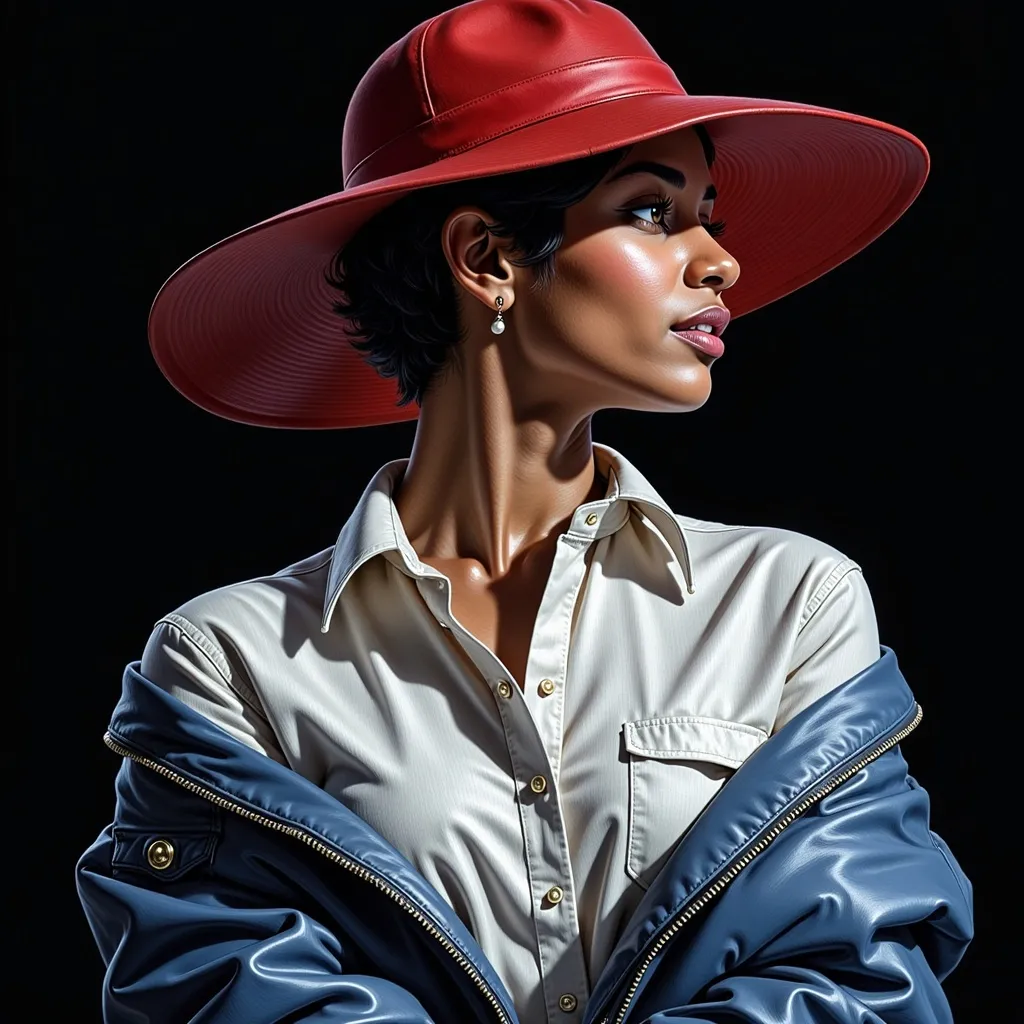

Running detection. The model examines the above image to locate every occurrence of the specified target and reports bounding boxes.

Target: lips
[671,306,731,335]
[670,305,730,360]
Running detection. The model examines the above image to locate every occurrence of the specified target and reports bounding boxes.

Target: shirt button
[585,512,599,525]
[497,681,513,699]
[539,678,556,696]
[558,993,578,1012]
[545,885,564,905]
[529,774,547,794]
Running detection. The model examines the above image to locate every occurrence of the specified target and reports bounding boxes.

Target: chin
[675,393,712,413]
[636,385,712,415]
[671,364,714,410]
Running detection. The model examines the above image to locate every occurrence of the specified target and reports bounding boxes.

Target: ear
[440,206,517,313]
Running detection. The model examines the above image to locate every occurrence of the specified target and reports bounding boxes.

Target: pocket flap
[112,826,219,882]
[624,715,767,769]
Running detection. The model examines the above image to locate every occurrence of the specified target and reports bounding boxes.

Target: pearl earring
[490,295,506,335]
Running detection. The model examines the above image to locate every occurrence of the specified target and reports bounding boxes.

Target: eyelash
[627,193,727,238]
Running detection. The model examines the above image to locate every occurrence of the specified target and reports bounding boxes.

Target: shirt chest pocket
[624,715,768,890]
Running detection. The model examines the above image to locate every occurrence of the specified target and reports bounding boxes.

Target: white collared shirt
[141,441,878,1023]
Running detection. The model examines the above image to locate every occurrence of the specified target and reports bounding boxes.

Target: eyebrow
[605,160,717,201]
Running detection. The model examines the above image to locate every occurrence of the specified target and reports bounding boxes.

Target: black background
[10,1,999,1019]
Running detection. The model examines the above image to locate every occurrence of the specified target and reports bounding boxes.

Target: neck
[392,342,605,580]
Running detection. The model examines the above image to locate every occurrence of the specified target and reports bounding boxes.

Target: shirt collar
[321,442,693,633]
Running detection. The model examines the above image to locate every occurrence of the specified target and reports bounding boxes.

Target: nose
[683,236,740,293]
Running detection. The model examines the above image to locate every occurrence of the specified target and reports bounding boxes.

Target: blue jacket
[77,648,973,1023]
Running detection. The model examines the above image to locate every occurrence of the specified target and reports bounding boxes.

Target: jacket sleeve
[628,745,973,1024]
[76,755,440,1024]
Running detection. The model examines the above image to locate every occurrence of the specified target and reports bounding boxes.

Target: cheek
[560,236,670,317]
[532,238,678,375]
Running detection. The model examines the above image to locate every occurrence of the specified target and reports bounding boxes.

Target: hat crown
[341,0,679,187]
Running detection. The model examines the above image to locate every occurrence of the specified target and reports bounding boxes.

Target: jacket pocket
[112,826,220,883]
[624,715,767,890]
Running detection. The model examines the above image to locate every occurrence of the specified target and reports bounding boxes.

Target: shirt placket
[418,508,603,1022]
[511,524,595,1022]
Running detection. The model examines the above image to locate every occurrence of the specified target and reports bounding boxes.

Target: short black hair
[324,125,715,408]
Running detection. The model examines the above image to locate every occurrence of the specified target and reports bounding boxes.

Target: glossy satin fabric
[76,648,972,1024]
[138,441,880,1021]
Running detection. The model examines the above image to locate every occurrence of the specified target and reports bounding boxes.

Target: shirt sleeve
[140,612,289,766]
[773,560,880,733]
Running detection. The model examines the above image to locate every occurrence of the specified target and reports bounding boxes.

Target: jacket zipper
[596,702,924,1024]
[102,732,512,1024]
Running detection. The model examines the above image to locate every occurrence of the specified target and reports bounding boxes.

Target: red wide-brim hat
[149,0,928,429]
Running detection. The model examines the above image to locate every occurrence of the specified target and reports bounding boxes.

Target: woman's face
[513,126,740,416]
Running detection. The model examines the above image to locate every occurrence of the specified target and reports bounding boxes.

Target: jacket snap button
[530,775,548,794]
[146,838,175,871]
[545,885,564,905]
[539,678,556,696]
[558,993,578,1012]
[497,681,513,699]
[585,513,598,525]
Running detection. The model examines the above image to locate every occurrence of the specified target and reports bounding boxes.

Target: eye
[627,194,674,232]
[702,219,727,238]
[631,203,666,226]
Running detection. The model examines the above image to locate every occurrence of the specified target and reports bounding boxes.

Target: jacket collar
[320,441,693,632]
[583,645,919,1023]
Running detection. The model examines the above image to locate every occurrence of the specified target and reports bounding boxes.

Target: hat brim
[148,92,928,429]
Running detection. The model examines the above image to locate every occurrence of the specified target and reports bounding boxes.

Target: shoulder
[141,545,335,698]
[137,549,335,761]
[673,512,866,623]
[157,546,335,647]
[670,513,881,727]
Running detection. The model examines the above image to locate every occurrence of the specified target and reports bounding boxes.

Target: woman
[76,2,973,1022]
